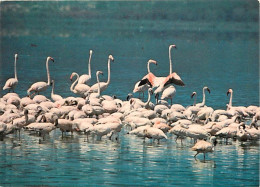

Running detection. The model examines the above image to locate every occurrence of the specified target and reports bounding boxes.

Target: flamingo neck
[147,61,151,73]
[70,73,79,93]
[51,81,55,96]
[228,91,233,108]
[202,88,206,106]
[106,58,111,85]
[25,113,29,125]
[14,56,18,80]
[144,91,151,107]
[88,52,92,78]
[46,58,51,85]
[169,46,172,75]
[97,73,101,98]
[193,95,197,106]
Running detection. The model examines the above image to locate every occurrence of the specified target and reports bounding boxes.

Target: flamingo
[3,54,19,92]
[196,86,210,107]
[86,71,103,98]
[226,88,248,117]
[191,136,216,160]
[138,45,185,94]
[78,50,93,84]
[129,88,154,109]
[84,55,114,94]
[133,59,157,98]
[51,80,63,102]
[160,85,176,105]
[143,127,167,142]
[70,72,90,97]
[27,57,54,96]
[191,92,197,106]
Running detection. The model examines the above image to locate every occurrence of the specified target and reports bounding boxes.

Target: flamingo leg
[194,152,199,159]
[175,136,178,142]
[204,153,206,160]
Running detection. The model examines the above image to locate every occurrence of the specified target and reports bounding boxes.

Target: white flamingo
[129,88,154,109]
[226,88,248,117]
[70,72,90,97]
[51,80,63,102]
[143,127,167,142]
[196,86,210,107]
[192,136,216,160]
[27,57,54,96]
[78,50,93,84]
[86,71,103,98]
[160,85,176,105]
[84,55,114,94]
[3,54,19,92]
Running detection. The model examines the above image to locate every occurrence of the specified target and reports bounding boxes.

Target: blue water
[0,1,259,186]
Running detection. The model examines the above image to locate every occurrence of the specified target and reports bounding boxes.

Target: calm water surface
[0,1,259,186]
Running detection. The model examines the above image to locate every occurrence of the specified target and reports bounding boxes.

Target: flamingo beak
[191,93,195,98]
[50,57,54,62]
[227,91,230,96]
[207,88,211,94]
[70,74,73,81]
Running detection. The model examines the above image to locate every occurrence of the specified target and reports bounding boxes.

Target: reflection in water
[0,129,259,185]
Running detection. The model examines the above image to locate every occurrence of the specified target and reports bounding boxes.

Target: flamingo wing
[138,73,155,87]
[3,78,18,90]
[78,74,91,84]
[138,78,152,87]
[163,72,185,87]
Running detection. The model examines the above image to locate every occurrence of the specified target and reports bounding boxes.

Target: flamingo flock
[0,45,259,161]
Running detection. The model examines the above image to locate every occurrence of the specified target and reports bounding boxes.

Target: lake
[0,1,259,186]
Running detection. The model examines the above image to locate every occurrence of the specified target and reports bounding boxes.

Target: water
[0,1,259,186]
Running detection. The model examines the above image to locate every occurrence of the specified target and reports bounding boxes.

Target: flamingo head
[24,109,29,115]
[50,80,54,86]
[47,56,54,62]
[70,72,76,81]
[130,98,135,105]
[97,71,103,76]
[148,59,157,65]
[90,50,93,55]
[109,55,114,62]
[203,86,210,94]
[15,54,18,59]
[227,88,233,96]
[169,44,177,50]
[148,88,154,95]
[191,92,197,98]
[27,90,31,97]
[126,93,133,101]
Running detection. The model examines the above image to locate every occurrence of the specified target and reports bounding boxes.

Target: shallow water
[0,1,259,186]
[0,130,259,186]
